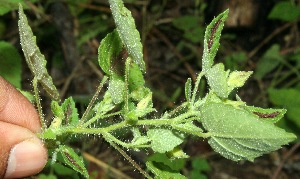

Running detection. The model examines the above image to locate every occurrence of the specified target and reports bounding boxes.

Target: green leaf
[166,146,189,159]
[128,61,145,91]
[227,71,253,92]
[108,0,145,72]
[206,63,229,98]
[0,0,37,16]
[147,129,184,153]
[146,161,187,179]
[61,97,79,126]
[49,97,78,128]
[125,93,155,123]
[130,86,151,101]
[268,2,300,22]
[136,92,153,110]
[243,105,286,123]
[37,174,57,179]
[108,75,126,104]
[53,163,78,176]
[254,44,283,79]
[0,41,22,88]
[191,157,211,172]
[200,102,296,161]
[172,16,204,43]
[130,128,150,148]
[98,29,123,75]
[224,52,247,70]
[93,92,115,115]
[148,153,186,171]
[18,4,60,101]
[51,101,64,119]
[185,78,192,103]
[202,9,229,72]
[172,16,201,31]
[268,88,300,127]
[41,128,57,139]
[59,145,88,178]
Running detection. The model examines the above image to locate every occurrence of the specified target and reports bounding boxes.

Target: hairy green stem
[191,72,205,106]
[124,58,131,114]
[67,110,203,137]
[79,76,108,126]
[33,77,46,130]
[103,132,153,179]
[82,111,122,128]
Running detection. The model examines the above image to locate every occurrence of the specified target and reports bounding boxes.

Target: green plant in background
[18,0,296,178]
[190,157,211,179]
[252,1,300,140]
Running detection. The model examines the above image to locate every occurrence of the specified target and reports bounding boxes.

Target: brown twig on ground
[248,22,295,59]
[59,58,84,99]
[83,152,133,179]
[271,142,300,179]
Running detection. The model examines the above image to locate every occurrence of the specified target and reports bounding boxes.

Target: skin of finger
[0,77,41,132]
[0,122,47,178]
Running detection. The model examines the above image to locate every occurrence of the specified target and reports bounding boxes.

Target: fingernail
[5,139,47,178]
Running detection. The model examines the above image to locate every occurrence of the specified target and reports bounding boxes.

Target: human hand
[0,77,47,178]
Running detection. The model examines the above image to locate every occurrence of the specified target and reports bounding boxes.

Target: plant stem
[103,134,153,179]
[124,58,131,114]
[69,110,202,135]
[33,77,46,130]
[79,76,108,126]
[82,111,121,128]
[191,72,205,106]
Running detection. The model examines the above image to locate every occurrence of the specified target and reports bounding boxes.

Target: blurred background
[0,0,300,178]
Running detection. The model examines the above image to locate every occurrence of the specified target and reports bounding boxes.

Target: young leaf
[128,61,145,91]
[227,71,252,93]
[147,153,186,171]
[166,146,189,159]
[243,105,286,123]
[130,86,151,102]
[206,63,229,98]
[98,29,123,75]
[146,161,187,179]
[61,97,79,126]
[108,0,145,72]
[108,75,126,104]
[147,129,184,153]
[200,102,296,161]
[18,4,60,101]
[202,9,229,72]
[59,145,88,178]
[93,92,115,115]
[136,92,153,110]
[130,128,151,148]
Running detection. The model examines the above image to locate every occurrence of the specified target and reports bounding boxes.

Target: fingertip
[0,77,41,132]
[4,138,48,178]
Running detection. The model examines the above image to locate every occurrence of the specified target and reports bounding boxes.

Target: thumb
[0,122,47,178]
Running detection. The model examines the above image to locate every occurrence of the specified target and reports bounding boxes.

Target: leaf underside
[18,4,60,101]
[200,102,296,161]
[108,0,145,72]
